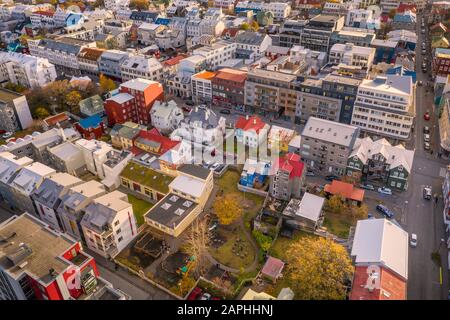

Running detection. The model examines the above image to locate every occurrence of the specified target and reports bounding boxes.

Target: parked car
[368,213,374,219]
[210,163,220,171]
[410,233,418,247]
[424,133,430,143]
[325,175,339,181]
[423,186,432,200]
[378,187,392,195]
[187,287,202,300]
[424,112,430,121]
[200,293,212,300]
[306,170,315,177]
[417,80,423,86]
[376,204,394,218]
[423,126,430,134]
[359,183,375,191]
[220,109,231,114]
[424,142,431,151]
[1,132,13,139]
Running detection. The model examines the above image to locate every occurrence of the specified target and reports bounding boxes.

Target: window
[116,228,121,234]
[118,236,123,242]
[114,220,120,226]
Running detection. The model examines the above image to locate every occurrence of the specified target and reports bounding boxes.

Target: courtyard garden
[127,194,153,226]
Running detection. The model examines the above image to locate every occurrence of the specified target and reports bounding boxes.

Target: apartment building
[245,68,297,120]
[144,164,213,237]
[211,68,247,110]
[277,20,307,48]
[439,97,450,157]
[235,115,270,149]
[150,100,184,135]
[75,139,112,180]
[58,180,107,240]
[351,75,415,141]
[8,162,56,216]
[120,55,163,82]
[105,78,164,126]
[32,173,83,232]
[47,141,86,176]
[77,47,105,76]
[295,78,342,125]
[191,70,216,104]
[0,52,57,88]
[300,15,345,53]
[328,43,376,69]
[346,137,414,190]
[270,153,306,201]
[300,117,360,176]
[81,191,137,258]
[234,31,272,59]
[27,38,96,76]
[0,213,125,300]
[0,88,33,133]
[98,50,130,80]
[192,40,236,70]
[330,28,376,48]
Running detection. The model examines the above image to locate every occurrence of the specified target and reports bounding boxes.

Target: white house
[150,100,184,134]
[81,190,137,258]
[235,115,270,148]
[191,70,216,104]
[120,54,163,82]
[234,31,272,59]
[329,43,376,69]
[75,139,113,179]
[192,40,236,70]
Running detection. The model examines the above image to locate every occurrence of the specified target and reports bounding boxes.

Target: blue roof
[155,17,171,25]
[386,66,416,83]
[79,114,103,129]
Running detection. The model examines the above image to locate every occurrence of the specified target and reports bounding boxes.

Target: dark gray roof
[145,193,198,228]
[40,39,84,55]
[235,31,267,46]
[177,164,210,180]
[187,106,220,129]
[32,179,64,209]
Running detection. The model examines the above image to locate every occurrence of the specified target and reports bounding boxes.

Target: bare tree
[184,219,212,277]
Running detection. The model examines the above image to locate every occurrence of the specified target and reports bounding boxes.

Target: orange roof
[78,48,105,61]
[193,71,217,80]
[214,68,247,83]
[324,180,365,202]
[34,10,54,16]
[43,113,69,126]
[350,266,406,300]
[163,54,189,67]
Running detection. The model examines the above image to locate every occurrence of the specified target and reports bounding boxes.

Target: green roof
[120,162,174,193]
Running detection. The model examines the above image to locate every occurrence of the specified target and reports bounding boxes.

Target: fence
[237,184,269,197]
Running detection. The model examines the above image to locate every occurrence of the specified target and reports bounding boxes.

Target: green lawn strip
[127,194,153,226]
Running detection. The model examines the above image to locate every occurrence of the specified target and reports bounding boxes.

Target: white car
[424,134,430,143]
[378,187,392,195]
[2,132,13,139]
[200,293,211,300]
[210,163,220,171]
[410,234,418,247]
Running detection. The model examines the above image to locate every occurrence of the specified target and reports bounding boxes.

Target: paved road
[403,12,448,300]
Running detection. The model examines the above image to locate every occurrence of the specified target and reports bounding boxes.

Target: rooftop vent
[161,203,171,210]
[6,243,33,267]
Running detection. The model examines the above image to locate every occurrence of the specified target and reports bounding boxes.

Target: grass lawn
[323,211,354,239]
[210,226,255,270]
[127,194,153,226]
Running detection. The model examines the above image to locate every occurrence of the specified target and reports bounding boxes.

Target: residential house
[235,115,270,149]
[98,50,130,80]
[110,122,141,150]
[234,31,272,60]
[346,137,414,191]
[120,162,174,202]
[75,139,113,179]
[101,149,133,191]
[79,95,104,118]
[144,164,213,237]
[328,43,376,69]
[58,180,107,240]
[77,47,105,76]
[132,128,180,157]
[81,191,137,258]
[150,100,184,135]
[268,126,296,153]
[282,193,325,231]
[350,218,408,300]
[270,153,305,201]
[74,115,106,140]
[323,180,365,205]
[32,172,83,232]
[239,158,270,188]
[191,70,217,104]
[47,141,87,176]
[120,54,163,82]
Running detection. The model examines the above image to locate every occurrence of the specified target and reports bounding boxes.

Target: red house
[132,128,180,156]
[74,114,105,140]
[104,79,164,126]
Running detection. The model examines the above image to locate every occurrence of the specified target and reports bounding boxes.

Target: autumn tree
[213,193,243,225]
[350,204,368,222]
[183,219,212,277]
[129,0,149,10]
[285,237,353,300]
[99,74,116,93]
[211,276,232,295]
[33,107,50,119]
[177,276,196,297]
[43,80,71,111]
[325,194,346,214]
[240,22,250,30]
[66,91,82,114]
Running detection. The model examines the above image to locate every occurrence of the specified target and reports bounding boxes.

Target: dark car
[220,109,231,114]
[325,175,339,181]
[359,183,375,191]
[423,126,430,134]
[376,204,394,219]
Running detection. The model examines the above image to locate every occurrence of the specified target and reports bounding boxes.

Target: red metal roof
[350,266,406,300]
[235,116,267,134]
[272,153,304,180]
[134,128,179,155]
[163,54,189,67]
[324,180,365,202]
[261,256,285,279]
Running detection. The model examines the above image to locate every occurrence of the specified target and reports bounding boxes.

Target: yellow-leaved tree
[213,193,243,225]
[285,237,353,300]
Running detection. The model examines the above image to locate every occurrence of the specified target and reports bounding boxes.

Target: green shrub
[252,229,273,253]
